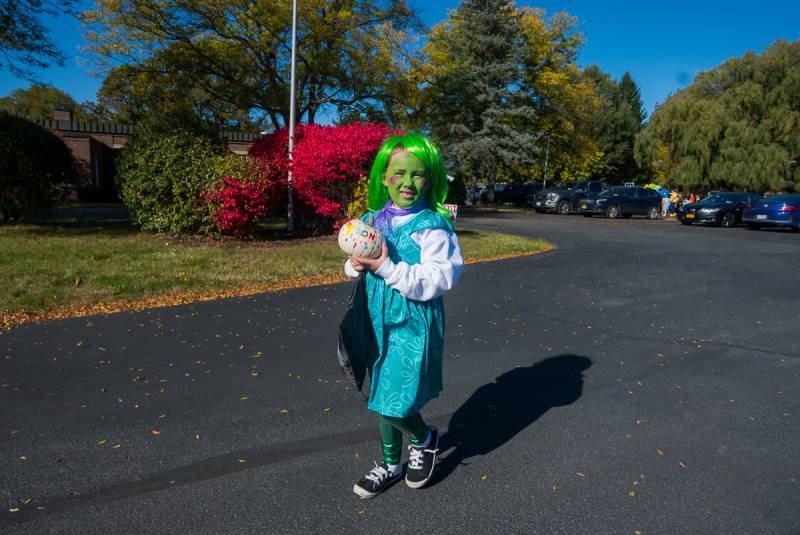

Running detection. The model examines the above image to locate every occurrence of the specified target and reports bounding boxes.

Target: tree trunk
[468,174,478,206]
[487,164,497,204]
[467,161,479,206]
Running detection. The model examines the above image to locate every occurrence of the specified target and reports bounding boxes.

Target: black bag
[337,273,377,395]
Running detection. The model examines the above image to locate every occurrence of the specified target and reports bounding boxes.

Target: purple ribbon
[372,199,428,237]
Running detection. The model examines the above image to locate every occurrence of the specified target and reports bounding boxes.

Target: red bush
[206,175,273,236]
[290,123,400,224]
[208,122,398,234]
[247,125,308,216]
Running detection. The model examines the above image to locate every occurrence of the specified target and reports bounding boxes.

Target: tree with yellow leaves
[81,0,422,130]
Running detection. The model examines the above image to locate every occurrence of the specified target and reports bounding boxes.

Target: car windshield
[553,181,577,190]
[697,194,727,205]
[766,194,800,203]
[599,187,628,196]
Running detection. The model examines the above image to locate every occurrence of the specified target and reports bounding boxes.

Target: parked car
[467,184,488,204]
[532,180,604,214]
[578,186,661,219]
[742,194,800,232]
[469,183,507,204]
[677,192,762,227]
[496,183,543,206]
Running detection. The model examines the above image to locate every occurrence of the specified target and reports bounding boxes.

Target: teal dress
[361,209,453,418]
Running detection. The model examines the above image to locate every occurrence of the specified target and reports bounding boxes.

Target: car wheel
[720,211,735,228]
[747,224,761,230]
[557,200,571,215]
[605,205,620,219]
[646,206,659,219]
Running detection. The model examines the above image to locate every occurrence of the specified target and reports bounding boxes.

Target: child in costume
[345,133,463,498]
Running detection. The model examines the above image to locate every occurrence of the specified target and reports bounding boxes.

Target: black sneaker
[405,427,439,489]
[353,462,403,498]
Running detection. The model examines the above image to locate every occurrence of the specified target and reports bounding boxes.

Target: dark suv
[578,186,661,219]
[532,180,604,214]
[677,192,762,228]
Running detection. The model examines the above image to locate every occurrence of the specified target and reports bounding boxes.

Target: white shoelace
[365,462,391,484]
[408,447,425,470]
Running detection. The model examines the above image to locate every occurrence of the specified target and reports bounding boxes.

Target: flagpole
[287,0,298,232]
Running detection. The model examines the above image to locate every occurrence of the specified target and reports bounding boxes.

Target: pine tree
[420,0,539,203]
[584,68,645,182]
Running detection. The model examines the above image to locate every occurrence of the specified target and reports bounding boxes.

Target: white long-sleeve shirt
[344,212,464,302]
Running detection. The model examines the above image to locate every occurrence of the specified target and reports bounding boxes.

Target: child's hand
[349,242,388,273]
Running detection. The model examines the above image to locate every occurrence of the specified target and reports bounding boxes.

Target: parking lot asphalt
[1,211,798,534]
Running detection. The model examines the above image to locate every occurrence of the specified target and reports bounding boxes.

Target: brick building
[38,111,262,197]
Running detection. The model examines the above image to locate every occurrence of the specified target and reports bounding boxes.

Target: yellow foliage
[346,176,370,220]
[559,146,605,180]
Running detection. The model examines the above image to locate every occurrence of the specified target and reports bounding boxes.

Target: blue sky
[2,0,798,118]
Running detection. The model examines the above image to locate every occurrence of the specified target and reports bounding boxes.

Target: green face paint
[382,150,429,209]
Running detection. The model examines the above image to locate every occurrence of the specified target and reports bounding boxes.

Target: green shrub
[116,121,251,235]
[0,112,75,221]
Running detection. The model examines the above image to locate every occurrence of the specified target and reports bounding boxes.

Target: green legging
[378,412,430,465]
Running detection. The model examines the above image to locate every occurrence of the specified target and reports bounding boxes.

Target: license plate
[685,214,695,219]
[580,204,588,209]
[757,214,767,220]
[536,202,542,206]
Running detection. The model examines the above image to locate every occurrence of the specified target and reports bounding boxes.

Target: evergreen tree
[584,68,645,182]
[419,0,539,203]
[635,40,800,193]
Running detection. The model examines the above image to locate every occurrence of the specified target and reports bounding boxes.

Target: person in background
[669,190,679,216]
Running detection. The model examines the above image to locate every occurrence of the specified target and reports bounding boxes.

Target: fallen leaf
[679,462,687,468]
[481,474,488,480]
[279,408,289,413]
[151,430,161,436]
[656,449,665,456]
[629,491,635,497]
[97,439,107,445]
[9,508,19,513]
[238,459,246,463]
[576,472,585,477]
[195,433,201,440]
[112,444,121,449]
[240,396,248,401]
[23,498,32,505]
[19,455,27,461]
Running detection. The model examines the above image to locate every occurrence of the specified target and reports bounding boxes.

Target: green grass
[0,221,551,317]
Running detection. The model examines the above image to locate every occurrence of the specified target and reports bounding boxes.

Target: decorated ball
[338,219,383,259]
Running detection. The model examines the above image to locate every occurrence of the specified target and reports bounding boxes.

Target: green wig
[367,133,453,220]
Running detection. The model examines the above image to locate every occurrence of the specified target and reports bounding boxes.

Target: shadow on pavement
[431,354,592,485]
